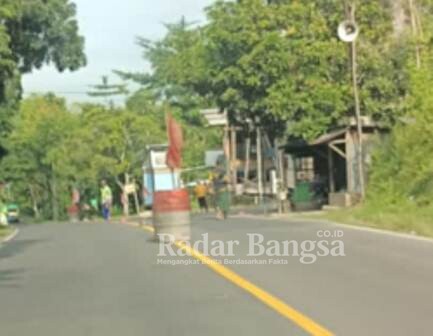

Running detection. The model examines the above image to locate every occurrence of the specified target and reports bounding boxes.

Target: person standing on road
[213,171,230,220]
[71,186,81,219]
[0,199,8,226]
[0,182,8,226]
[194,181,209,213]
[100,180,113,221]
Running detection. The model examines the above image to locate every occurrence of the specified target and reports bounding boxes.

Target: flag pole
[165,111,179,189]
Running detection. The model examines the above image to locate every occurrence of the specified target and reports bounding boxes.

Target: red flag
[166,113,183,169]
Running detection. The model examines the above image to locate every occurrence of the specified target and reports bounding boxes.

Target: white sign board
[151,151,168,169]
[200,108,228,127]
[205,150,224,167]
[124,184,136,194]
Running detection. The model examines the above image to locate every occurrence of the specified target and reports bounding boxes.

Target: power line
[24,91,90,96]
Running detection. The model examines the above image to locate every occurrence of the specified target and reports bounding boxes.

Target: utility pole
[349,5,365,200]
[340,2,365,199]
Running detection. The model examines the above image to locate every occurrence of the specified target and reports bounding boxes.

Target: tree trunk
[231,127,237,188]
[118,174,130,217]
[391,0,408,37]
[133,179,140,215]
[408,0,422,68]
[50,172,59,221]
[28,184,40,219]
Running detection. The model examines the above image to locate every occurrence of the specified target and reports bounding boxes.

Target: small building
[283,117,388,207]
[201,108,279,196]
[200,109,386,208]
[143,144,181,207]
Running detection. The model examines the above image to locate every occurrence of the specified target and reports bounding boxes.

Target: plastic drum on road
[153,189,191,242]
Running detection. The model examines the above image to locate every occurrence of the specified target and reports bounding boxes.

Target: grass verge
[320,204,433,238]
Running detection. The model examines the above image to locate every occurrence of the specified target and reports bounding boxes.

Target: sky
[22,0,215,104]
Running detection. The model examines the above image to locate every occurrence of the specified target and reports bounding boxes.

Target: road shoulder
[0,226,19,244]
[232,210,433,244]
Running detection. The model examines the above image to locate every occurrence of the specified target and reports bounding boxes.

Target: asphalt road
[1,215,432,336]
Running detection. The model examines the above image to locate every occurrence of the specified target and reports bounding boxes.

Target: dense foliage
[367,60,433,207]
[123,0,417,140]
[0,96,167,219]
[0,0,86,138]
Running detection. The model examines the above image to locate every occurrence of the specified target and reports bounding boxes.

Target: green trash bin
[291,182,320,211]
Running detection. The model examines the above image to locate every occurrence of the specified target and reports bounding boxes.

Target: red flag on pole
[166,113,184,169]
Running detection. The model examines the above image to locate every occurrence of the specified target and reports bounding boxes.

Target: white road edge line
[0,227,19,244]
[325,220,433,244]
[289,216,433,244]
[234,214,433,244]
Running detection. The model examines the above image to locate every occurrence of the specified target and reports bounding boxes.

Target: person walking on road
[194,181,209,213]
[100,180,113,221]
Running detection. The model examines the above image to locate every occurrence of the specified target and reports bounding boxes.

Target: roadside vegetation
[0,1,220,220]
[1,0,433,235]
[324,204,433,238]
[133,0,433,236]
[347,60,433,238]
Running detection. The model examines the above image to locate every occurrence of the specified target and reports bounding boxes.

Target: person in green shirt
[100,180,113,221]
[213,170,230,220]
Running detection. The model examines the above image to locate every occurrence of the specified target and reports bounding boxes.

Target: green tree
[0,95,78,219]
[65,104,166,215]
[116,17,209,125]
[0,96,168,219]
[0,0,86,142]
[118,18,221,171]
[5,0,86,73]
[367,58,433,207]
[201,0,410,139]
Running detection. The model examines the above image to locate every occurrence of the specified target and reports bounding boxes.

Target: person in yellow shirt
[194,181,208,213]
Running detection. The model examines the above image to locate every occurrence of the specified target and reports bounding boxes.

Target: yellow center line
[141,224,334,336]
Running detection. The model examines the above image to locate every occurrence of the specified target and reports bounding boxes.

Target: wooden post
[244,136,251,188]
[345,130,356,194]
[132,179,140,215]
[256,127,264,203]
[231,127,237,189]
[223,126,230,181]
[328,146,335,193]
[275,139,285,213]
